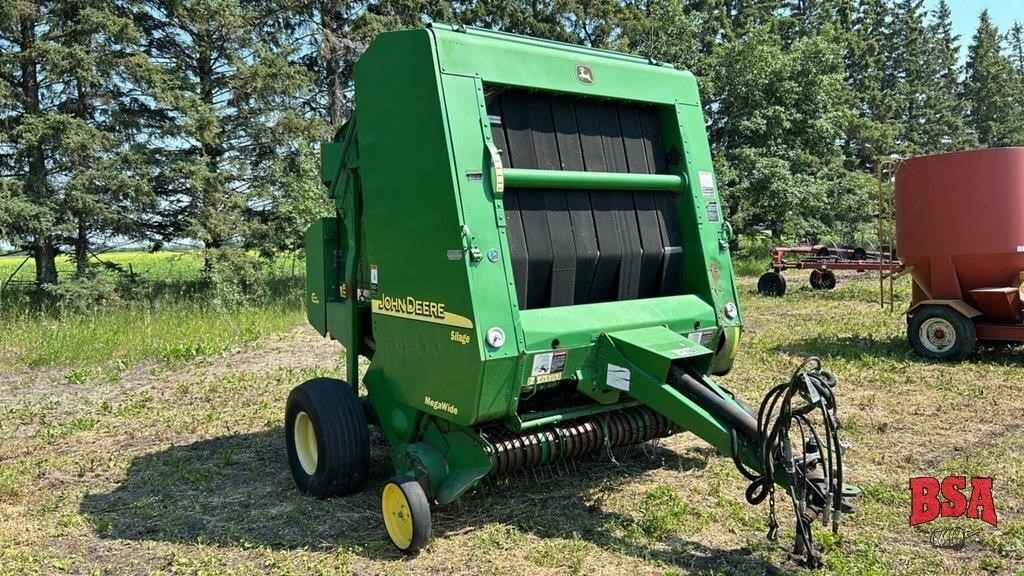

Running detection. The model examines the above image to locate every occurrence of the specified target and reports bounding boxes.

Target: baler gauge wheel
[382,475,432,554]
[907,305,977,361]
[285,378,370,497]
[757,272,787,297]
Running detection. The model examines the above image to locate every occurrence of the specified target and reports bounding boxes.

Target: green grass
[627,485,711,541]
[1,268,1023,575]
[732,257,767,277]
[0,303,302,370]
[0,250,305,371]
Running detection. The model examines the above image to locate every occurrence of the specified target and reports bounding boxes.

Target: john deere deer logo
[575,64,594,85]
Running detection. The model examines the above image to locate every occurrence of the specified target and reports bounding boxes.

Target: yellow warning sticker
[528,372,563,386]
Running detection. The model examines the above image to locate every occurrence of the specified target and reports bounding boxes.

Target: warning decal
[698,171,716,197]
[706,201,721,222]
[606,364,631,391]
[531,353,554,376]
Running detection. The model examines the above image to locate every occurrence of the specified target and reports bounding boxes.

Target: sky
[925,0,1024,58]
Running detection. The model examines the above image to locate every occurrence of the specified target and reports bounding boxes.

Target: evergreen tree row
[2,0,1022,286]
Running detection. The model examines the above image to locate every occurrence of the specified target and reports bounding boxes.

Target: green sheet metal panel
[430,24,700,106]
[328,25,744,430]
[516,295,716,351]
[354,29,490,426]
[304,217,337,336]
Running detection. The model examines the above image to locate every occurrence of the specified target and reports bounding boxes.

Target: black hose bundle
[731,357,844,568]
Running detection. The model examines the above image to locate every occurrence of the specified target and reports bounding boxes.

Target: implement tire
[285,377,370,498]
[382,474,432,554]
[757,272,787,297]
[907,305,977,361]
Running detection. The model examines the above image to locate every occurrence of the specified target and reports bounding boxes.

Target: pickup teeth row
[484,406,674,476]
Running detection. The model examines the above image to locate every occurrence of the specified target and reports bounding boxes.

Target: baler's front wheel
[285,378,370,498]
[382,475,432,554]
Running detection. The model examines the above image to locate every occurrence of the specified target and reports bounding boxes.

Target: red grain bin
[895,147,1024,360]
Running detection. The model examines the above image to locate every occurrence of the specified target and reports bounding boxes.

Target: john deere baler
[289,23,849,563]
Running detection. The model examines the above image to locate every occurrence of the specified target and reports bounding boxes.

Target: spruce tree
[1004,22,1024,145]
[288,0,366,126]
[887,0,928,154]
[616,0,700,70]
[0,0,152,286]
[917,0,972,152]
[779,0,856,43]
[1008,22,1024,76]
[842,0,898,170]
[1,1,67,285]
[686,0,737,55]
[288,1,453,127]
[54,1,157,276]
[964,10,1018,147]
[455,0,575,41]
[134,0,325,266]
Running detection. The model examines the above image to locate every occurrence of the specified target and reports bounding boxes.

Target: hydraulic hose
[667,365,758,441]
[669,359,845,568]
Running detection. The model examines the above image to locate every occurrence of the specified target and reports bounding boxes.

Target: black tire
[809,270,824,290]
[820,269,837,290]
[907,305,977,361]
[757,272,787,297]
[381,474,432,554]
[285,377,370,498]
[852,247,868,260]
[816,246,831,257]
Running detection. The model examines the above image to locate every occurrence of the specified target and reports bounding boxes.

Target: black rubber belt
[553,97,600,304]
[486,88,684,310]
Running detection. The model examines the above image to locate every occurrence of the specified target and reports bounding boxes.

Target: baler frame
[292,23,851,564]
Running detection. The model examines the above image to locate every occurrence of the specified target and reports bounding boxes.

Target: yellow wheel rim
[294,411,318,475]
[382,483,414,549]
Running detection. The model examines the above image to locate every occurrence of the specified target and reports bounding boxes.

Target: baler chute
[290,23,851,564]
